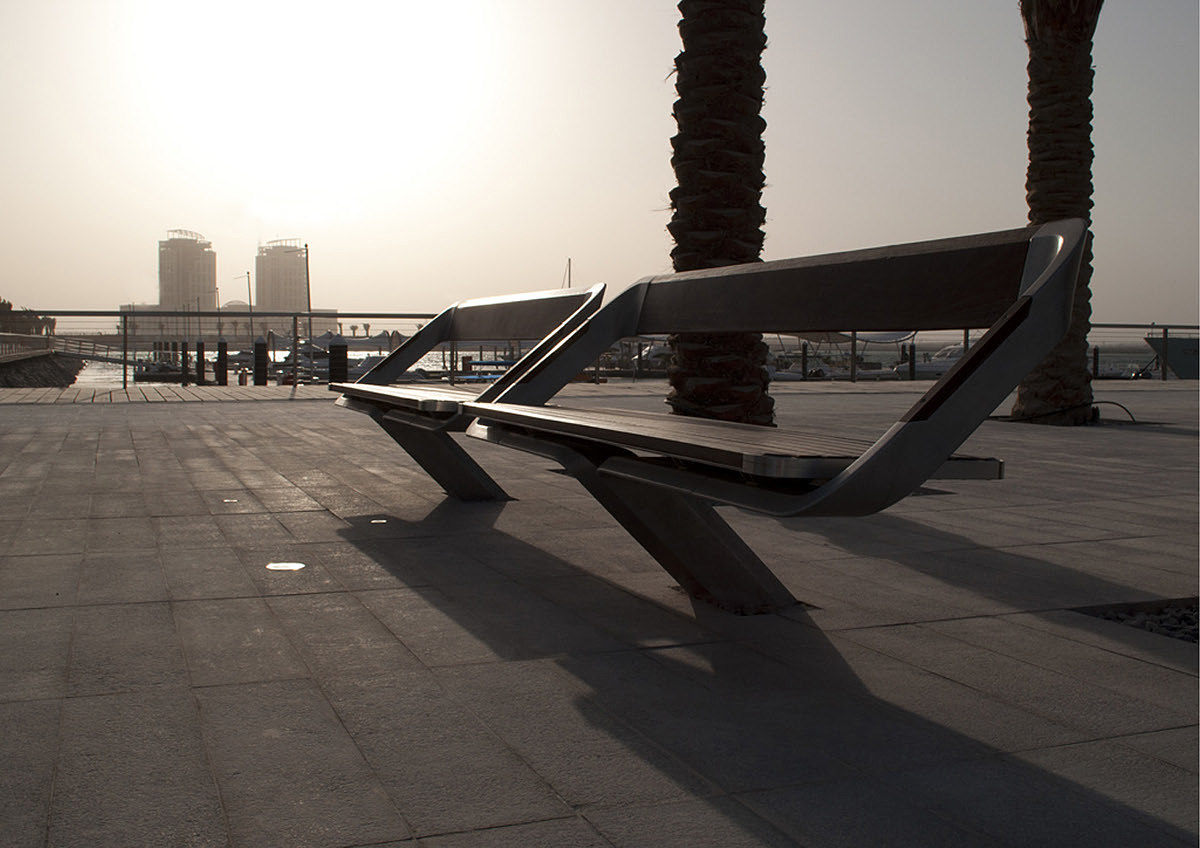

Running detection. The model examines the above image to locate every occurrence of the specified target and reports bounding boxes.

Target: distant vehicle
[896,344,963,379]
[1145,334,1199,379]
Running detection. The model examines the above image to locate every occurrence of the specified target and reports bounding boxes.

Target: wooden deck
[0,384,333,404]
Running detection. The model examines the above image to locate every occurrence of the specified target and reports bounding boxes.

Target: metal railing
[3,312,1196,387]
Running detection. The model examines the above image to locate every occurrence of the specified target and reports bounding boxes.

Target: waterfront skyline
[0,1,1196,323]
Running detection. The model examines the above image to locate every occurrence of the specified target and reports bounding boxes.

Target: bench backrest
[358,284,604,386]
[635,228,1031,334]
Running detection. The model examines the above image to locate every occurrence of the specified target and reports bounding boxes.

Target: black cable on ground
[994,399,1137,424]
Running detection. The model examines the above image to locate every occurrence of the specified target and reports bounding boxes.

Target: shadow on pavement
[337,499,1196,846]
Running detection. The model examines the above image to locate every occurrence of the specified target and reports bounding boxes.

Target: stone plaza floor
[0,379,1196,847]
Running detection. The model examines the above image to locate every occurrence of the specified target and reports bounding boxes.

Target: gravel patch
[1078,598,1199,643]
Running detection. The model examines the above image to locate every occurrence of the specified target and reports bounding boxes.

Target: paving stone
[587,797,797,848]
[890,755,1196,847]
[359,573,625,666]
[792,637,1090,753]
[142,490,208,517]
[927,614,1199,710]
[252,485,326,512]
[9,518,88,555]
[77,550,169,605]
[172,597,308,686]
[272,508,352,541]
[235,544,343,595]
[267,591,421,679]
[322,668,572,837]
[0,554,81,609]
[88,490,148,518]
[0,607,73,701]
[67,602,189,696]
[84,515,158,552]
[436,656,722,807]
[0,699,59,848]
[419,816,607,848]
[840,624,1194,737]
[1017,738,1200,834]
[199,488,267,514]
[152,514,228,548]
[1115,726,1200,775]
[527,574,716,649]
[195,679,410,847]
[160,547,259,600]
[49,690,226,848]
[213,512,295,547]
[740,778,1001,848]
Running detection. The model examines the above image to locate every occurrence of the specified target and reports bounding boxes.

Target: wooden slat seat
[337,382,478,414]
[462,402,1001,480]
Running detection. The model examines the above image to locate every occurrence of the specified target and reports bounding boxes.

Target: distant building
[159,230,216,311]
[252,239,336,339]
[256,239,308,312]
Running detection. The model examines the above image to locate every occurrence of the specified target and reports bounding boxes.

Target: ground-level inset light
[266,562,306,571]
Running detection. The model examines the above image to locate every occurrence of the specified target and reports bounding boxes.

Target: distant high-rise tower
[255,239,308,312]
[158,230,216,310]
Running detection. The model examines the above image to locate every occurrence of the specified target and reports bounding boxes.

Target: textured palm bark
[1011,0,1103,425]
[666,0,774,426]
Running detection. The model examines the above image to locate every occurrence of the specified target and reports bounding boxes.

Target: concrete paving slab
[160,546,259,600]
[77,550,169,605]
[267,591,422,678]
[740,778,1002,848]
[1017,738,1199,833]
[196,678,411,847]
[419,816,603,847]
[10,518,88,556]
[925,615,1199,710]
[839,624,1194,738]
[587,797,798,848]
[67,602,188,696]
[436,656,723,808]
[49,690,226,848]
[1116,726,1200,774]
[322,667,573,837]
[0,699,59,848]
[172,597,308,687]
[0,553,81,609]
[0,607,72,701]
[889,755,1195,847]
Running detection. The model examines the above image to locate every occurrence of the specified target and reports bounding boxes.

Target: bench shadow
[334,500,1195,846]
[772,508,1194,628]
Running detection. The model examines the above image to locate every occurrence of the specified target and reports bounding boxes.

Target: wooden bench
[457,220,1087,613]
[332,284,604,500]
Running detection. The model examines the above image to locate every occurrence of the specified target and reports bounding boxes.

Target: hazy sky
[1,1,1196,323]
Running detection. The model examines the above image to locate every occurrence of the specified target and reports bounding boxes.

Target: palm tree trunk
[666,0,774,426]
[1011,0,1104,425]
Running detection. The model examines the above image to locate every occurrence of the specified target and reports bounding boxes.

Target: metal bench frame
[457,220,1087,612]
[333,284,605,500]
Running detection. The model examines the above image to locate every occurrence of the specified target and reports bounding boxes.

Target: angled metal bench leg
[471,423,794,613]
[592,473,796,614]
[376,414,508,502]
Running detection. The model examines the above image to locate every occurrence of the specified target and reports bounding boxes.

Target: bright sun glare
[128,1,501,227]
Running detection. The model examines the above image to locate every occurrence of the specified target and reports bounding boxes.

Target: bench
[332,284,604,500]
[456,219,1086,613]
